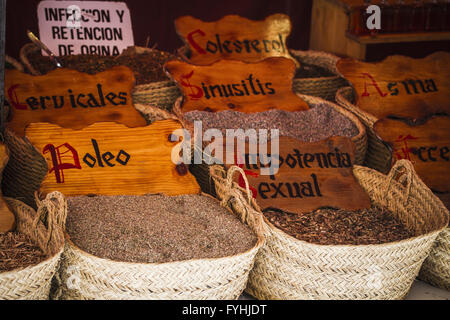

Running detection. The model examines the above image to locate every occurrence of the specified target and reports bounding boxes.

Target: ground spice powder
[264,206,415,245]
[66,194,257,263]
[184,104,359,142]
[0,232,47,272]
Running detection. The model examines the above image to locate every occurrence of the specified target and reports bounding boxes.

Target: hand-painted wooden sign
[175,14,298,66]
[374,116,450,192]
[337,52,450,120]
[225,136,371,214]
[0,143,15,233]
[165,57,309,113]
[5,66,147,136]
[25,120,201,196]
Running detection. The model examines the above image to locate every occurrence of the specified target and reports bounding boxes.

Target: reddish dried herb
[0,232,46,272]
[27,49,176,84]
[263,206,415,245]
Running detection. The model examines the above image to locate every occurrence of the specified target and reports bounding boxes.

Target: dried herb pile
[264,206,415,245]
[27,49,176,84]
[0,232,46,272]
[66,194,257,264]
[184,104,359,142]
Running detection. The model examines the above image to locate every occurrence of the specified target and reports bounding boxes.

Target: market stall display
[2,5,449,302]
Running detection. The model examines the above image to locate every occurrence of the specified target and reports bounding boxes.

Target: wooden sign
[226,136,371,214]
[0,143,15,233]
[5,66,147,136]
[337,52,450,120]
[165,58,309,113]
[374,116,450,192]
[25,120,201,196]
[175,14,298,66]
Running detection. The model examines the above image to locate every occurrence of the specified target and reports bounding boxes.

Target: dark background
[5,0,313,59]
[4,0,450,61]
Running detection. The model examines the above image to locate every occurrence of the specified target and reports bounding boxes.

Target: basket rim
[0,246,63,277]
[336,86,379,124]
[293,75,342,82]
[62,192,264,269]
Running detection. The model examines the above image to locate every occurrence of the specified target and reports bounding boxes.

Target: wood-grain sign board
[165,58,309,113]
[25,120,201,197]
[337,52,450,120]
[175,14,298,66]
[225,135,371,214]
[5,66,147,136]
[374,116,450,192]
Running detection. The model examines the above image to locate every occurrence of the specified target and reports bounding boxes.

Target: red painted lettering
[360,73,388,98]
[180,70,204,100]
[43,143,82,183]
[187,29,207,54]
[7,84,27,110]
[393,134,419,161]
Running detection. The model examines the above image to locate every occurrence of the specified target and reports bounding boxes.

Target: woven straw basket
[174,93,368,195]
[336,86,392,174]
[335,86,450,290]
[418,188,449,290]
[0,192,66,300]
[52,192,265,300]
[418,227,450,290]
[2,129,48,209]
[290,50,349,102]
[211,160,449,300]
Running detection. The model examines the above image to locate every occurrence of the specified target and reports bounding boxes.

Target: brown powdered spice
[264,206,415,245]
[66,194,257,264]
[27,49,176,84]
[183,104,358,142]
[0,232,47,272]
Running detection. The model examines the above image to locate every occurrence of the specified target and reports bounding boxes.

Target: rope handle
[34,191,67,234]
[224,165,253,205]
[385,159,416,206]
[209,164,270,239]
[212,165,268,237]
